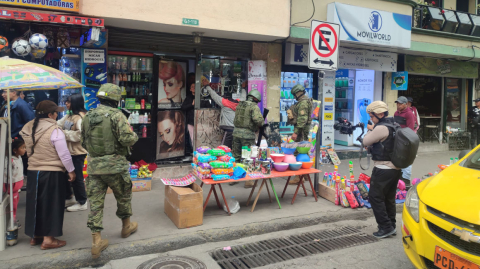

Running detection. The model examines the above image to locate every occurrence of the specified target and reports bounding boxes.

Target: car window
[462,149,480,170]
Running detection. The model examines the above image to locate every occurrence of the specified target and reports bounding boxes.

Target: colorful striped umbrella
[0,56,83,90]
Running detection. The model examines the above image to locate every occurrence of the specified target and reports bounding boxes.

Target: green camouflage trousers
[86,173,132,232]
[232,137,256,161]
[294,128,309,142]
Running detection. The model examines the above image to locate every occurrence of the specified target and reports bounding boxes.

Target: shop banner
[0,0,80,12]
[157,110,186,161]
[0,8,104,26]
[327,2,411,49]
[322,71,335,147]
[339,48,397,72]
[353,70,375,145]
[158,61,187,109]
[391,71,408,90]
[248,60,267,113]
[405,55,478,78]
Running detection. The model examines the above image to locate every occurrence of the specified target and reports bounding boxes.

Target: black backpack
[382,122,419,169]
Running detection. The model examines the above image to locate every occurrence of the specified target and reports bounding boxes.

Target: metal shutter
[107,27,252,58]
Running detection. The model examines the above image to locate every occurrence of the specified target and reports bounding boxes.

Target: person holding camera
[468,98,480,149]
[362,101,402,238]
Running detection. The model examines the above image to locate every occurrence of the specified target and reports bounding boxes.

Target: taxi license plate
[434,246,480,269]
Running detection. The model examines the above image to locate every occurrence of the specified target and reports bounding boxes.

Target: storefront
[105,27,253,164]
[402,55,478,141]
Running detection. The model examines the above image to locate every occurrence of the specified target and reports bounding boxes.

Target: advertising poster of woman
[158,61,187,109]
[157,110,186,160]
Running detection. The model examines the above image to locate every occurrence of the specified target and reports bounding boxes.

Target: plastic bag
[207,149,226,156]
[198,162,212,169]
[212,174,230,181]
[196,146,210,154]
[233,166,246,179]
[197,154,217,163]
[340,190,350,208]
[344,191,359,209]
[212,168,233,175]
[353,190,365,207]
[355,181,369,200]
[197,167,211,175]
[217,155,232,162]
[217,145,231,153]
[210,161,233,168]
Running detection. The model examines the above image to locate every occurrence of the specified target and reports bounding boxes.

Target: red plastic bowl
[302,161,314,169]
[270,154,285,163]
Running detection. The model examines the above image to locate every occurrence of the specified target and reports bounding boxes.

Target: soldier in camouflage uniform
[232,90,265,188]
[288,85,313,142]
[81,83,139,259]
[287,85,313,185]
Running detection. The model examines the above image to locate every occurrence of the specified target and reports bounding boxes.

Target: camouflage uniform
[82,103,138,233]
[232,100,264,160]
[292,95,313,142]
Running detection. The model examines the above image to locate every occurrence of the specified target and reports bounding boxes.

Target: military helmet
[248,89,262,102]
[291,84,305,95]
[97,83,122,102]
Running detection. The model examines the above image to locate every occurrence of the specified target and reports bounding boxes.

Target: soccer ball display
[0,36,8,52]
[12,39,31,57]
[31,48,46,58]
[29,33,48,50]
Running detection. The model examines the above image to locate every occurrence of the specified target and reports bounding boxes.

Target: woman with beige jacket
[57,94,88,212]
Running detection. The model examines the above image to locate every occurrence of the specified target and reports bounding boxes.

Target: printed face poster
[158,61,187,109]
[157,110,186,160]
[248,60,267,113]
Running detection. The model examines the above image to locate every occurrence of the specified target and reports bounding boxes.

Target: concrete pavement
[1,150,458,268]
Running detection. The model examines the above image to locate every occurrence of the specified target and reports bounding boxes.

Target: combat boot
[121,217,138,238]
[288,175,303,185]
[91,232,108,259]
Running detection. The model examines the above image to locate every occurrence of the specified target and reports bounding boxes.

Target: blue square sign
[391,71,408,90]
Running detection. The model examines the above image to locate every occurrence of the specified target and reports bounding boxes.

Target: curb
[5,204,404,269]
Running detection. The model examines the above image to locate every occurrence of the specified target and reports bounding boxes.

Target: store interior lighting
[427,6,444,30]
[441,9,458,33]
[193,32,204,44]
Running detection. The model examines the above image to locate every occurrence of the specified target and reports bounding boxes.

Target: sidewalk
[1,150,459,269]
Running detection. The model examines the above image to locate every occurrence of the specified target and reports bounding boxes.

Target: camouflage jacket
[82,105,138,175]
[233,100,264,139]
[293,95,313,134]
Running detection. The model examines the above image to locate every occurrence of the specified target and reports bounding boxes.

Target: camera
[334,118,364,135]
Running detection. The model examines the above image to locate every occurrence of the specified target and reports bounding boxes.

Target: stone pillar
[383,72,398,116]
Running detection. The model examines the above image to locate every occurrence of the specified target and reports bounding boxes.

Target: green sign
[405,55,478,79]
[182,18,199,26]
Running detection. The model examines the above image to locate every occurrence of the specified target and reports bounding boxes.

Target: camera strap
[358,141,371,171]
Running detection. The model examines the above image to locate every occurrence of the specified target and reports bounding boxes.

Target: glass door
[444,78,465,131]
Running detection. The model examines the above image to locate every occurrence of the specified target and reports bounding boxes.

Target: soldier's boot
[288,175,303,185]
[91,232,108,259]
[121,218,138,238]
[244,180,255,188]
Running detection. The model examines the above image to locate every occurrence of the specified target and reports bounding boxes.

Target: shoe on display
[373,228,396,239]
[65,197,76,208]
[67,202,88,212]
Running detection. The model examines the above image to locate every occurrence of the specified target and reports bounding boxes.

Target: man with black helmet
[232,89,265,188]
[468,98,480,148]
[81,83,139,258]
[362,101,402,239]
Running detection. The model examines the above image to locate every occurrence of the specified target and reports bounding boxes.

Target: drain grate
[137,255,207,269]
[210,226,378,269]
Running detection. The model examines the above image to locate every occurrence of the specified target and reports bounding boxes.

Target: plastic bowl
[296,147,310,154]
[284,154,297,164]
[302,161,314,169]
[273,162,289,172]
[270,154,285,163]
[296,153,311,162]
[281,147,296,155]
[289,162,302,171]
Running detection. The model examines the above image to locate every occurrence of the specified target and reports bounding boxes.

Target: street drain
[137,255,207,269]
[210,226,378,269]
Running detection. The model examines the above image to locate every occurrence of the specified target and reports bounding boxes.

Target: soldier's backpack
[382,122,419,169]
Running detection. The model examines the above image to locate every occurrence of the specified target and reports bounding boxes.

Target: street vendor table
[199,168,321,215]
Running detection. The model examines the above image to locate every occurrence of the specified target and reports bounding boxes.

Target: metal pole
[314,71,323,193]
[6,89,14,229]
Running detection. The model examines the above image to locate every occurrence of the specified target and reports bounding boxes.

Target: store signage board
[0,0,80,12]
[405,55,478,78]
[327,2,411,49]
[391,71,408,90]
[83,49,105,63]
[322,71,336,148]
[182,18,199,26]
[0,8,104,27]
[339,48,397,72]
[308,20,339,71]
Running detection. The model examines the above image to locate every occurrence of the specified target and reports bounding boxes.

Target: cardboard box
[164,183,203,229]
[318,182,336,204]
[106,178,152,194]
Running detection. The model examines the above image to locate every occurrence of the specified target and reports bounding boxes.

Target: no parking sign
[308,20,340,71]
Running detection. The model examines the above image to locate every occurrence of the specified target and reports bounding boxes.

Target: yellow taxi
[403,148,480,269]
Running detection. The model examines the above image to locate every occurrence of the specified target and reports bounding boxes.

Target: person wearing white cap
[362,101,401,239]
